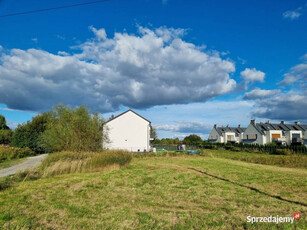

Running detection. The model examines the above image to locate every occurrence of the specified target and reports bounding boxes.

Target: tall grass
[0,150,132,190]
[40,150,132,177]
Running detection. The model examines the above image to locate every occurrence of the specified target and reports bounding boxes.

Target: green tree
[41,104,106,152]
[0,115,10,130]
[0,115,13,144]
[183,134,203,146]
[11,113,50,153]
[150,126,157,140]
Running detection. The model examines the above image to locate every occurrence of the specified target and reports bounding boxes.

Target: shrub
[41,104,106,152]
[0,145,35,162]
[0,129,13,145]
[11,113,50,153]
[273,148,292,155]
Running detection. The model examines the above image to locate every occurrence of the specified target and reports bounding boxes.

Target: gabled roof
[105,109,151,124]
[252,122,306,134]
[215,126,246,136]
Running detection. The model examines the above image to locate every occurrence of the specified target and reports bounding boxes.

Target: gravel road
[0,154,48,178]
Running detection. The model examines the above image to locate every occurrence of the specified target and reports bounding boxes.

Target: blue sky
[0,0,306,139]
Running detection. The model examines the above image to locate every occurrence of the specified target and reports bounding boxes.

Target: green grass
[0,158,27,170]
[0,155,306,229]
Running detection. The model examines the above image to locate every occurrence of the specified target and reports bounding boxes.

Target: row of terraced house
[208,120,307,146]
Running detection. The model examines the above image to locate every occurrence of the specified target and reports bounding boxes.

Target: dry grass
[39,150,132,177]
[0,150,132,191]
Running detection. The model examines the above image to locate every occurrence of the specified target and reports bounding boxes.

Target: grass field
[0,153,306,229]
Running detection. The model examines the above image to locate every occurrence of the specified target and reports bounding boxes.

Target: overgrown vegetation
[39,150,132,177]
[41,104,106,152]
[6,104,107,154]
[0,150,132,191]
[203,142,307,154]
[0,145,34,162]
[0,115,13,145]
[11,113,50,153]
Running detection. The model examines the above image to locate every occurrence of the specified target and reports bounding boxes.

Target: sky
[0,0,306,139]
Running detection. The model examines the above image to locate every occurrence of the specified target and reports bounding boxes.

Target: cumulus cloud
[155,121,212,134]
[240,68,265,83]
[243,88,280,100]
[253,92,307,122]
[251,56,307,122]
[279,56,307,85]
[0,26,236,112]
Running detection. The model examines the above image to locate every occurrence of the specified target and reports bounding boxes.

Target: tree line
[0,104,107,153]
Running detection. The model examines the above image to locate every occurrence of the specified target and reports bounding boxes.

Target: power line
[0,0,109,18]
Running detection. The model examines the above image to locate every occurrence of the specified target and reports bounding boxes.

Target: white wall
[208,128,221,142]
[266,130,283,144]
[224,132,236,143]
[243,124,265,144]
[286,130,303,145]
[104,111,151,152]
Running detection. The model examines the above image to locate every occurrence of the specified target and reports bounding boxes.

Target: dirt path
[0,154,48,178]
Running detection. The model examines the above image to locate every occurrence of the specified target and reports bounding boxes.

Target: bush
[0,130,13,145]
[11,113,50,153]
[273,148,292,155]
[0,145,35,162]
[41,104,106,152]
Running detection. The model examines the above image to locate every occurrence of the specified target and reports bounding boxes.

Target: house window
[272,134,281,138]
[247,134,257,140]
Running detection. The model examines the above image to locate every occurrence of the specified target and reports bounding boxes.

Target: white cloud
[89,26,107,40]
[279,55,307,85]
[32,38,38,43]
[243,88,280,100]
[240,68,265,83]
[0,26,236,113]
[283,10,302,20]
[252,57,307,122]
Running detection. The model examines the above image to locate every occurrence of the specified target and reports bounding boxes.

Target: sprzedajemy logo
[247,213,301,224]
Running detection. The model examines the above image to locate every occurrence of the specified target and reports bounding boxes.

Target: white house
[103,110,152,152]
[243,120,304,146]
[208,124,246,144]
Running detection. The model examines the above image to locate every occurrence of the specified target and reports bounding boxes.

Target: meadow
[0,150,306,229]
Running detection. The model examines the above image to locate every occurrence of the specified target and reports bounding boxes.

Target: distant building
[208,124,246,144]
[103,110,153,152]
[242,120,305,146]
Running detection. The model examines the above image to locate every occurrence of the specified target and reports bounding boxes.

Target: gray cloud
[243,88,280,100]
[253,92,307,122]
[0,26,236,113]
[252,56,307,122]
[279,56,307,85]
